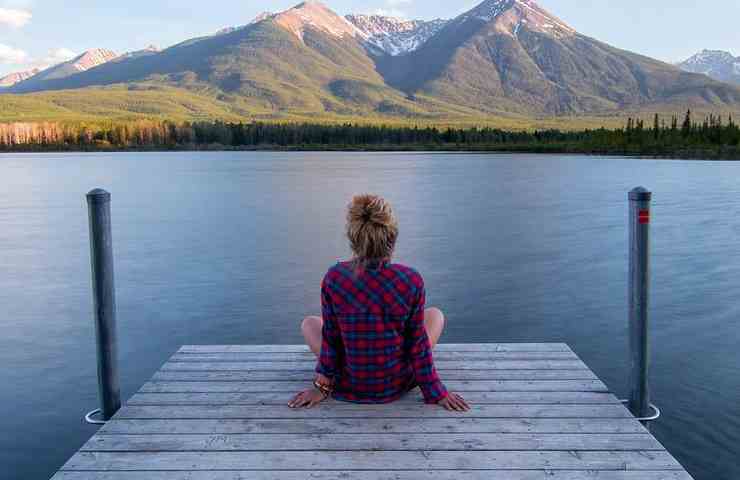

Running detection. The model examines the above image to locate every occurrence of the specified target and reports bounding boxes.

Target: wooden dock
[52,343,693,479]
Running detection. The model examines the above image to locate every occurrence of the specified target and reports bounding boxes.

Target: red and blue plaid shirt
[316,260,448,404]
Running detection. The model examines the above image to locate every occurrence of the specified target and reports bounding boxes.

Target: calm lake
[1,152,739,479]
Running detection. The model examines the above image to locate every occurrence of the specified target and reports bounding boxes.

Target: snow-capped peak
[251,12,274,24]
[119,45,160,60]
[346,15,423,37]
[346,14,449,56]
[70,49,119,72]
[457,0,575,38]
[0,68,40,87]
[216,11,274,35]
[678,49,740,85]
[681,49,737,68]
[273,1,363,42]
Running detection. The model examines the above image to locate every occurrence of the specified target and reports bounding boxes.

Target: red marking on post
[638,210,650,224]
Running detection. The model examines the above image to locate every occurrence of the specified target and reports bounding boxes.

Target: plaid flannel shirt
[316,260,448,404]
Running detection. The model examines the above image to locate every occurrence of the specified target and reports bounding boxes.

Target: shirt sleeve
[316,275,343,379]
[405,280,448,404]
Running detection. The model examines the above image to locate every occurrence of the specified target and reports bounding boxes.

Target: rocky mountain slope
[679,49,740,85]
[219,7,448,57]
[12,48,118,91]
[4,0,740,122]
[42,49,118,79]
[8,3,423,116]
[119,45,160,60]
[378,0,740,115]
[0,68,40,87]
[345,15,448,56]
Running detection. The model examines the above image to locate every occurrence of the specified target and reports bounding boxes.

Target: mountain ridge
[3,0,740,124]
[679,49,740,85]
[345,15,449,56]
[9,48,119,92]
[0,68,40,87]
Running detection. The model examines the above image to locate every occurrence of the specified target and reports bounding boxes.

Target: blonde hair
[346,194,398,267]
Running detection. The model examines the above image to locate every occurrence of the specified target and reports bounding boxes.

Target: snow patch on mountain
[252,12,274,24]
[681,50,735,71]
[679,49,740,85]
[70,49,118,72]
[0,68,40,87]
[215,0,573,55]
[346,15,448,56]
[120,45,159,60]
[273,1,362,42]
[456,0,575,38]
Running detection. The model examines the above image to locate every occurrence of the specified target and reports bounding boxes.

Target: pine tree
[681,109,692,138]
[653,113,660,140]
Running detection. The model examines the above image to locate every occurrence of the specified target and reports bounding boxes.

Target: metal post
[86,188,121,421]
[628,187,652,422]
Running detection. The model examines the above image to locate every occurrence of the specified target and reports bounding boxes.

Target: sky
[1,0,739,76]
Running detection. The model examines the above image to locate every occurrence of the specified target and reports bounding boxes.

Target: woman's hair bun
[346,194,399,262]
[348,194,395,227]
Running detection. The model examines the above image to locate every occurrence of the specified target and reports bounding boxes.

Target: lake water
[1,152,738,479]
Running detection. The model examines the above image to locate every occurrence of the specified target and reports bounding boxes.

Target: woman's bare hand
[438,392,471,412]
[288,388,327,409]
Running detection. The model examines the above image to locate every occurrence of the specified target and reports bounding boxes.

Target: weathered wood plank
[160,360,588,371]
[51,343,694,480]
[81,433,664,452]
[99,418,649,435]
[178,344,573,353]
[170,351,580,362]
[62,450,683,471]
[115,404,633,419]
[128,391,621,406]
[52,471,695,480]
[140,379,609,393]
[152,369,599,382]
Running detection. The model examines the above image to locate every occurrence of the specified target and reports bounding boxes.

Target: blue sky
[1,0,739,76]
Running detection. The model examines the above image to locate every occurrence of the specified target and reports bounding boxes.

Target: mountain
[378,0,740,115]
[0,68,40,87]
[37,48,118,80]
[8,2,427,117]
[216,12,274,35]
[220,9,448,57]
[346,15,449,56]
[272,1,361,41]
[118,45,160,60]
[4,0,740,123]
[679,49,740,85]
[12,48,118,92]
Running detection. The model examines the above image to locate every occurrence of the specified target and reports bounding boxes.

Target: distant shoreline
[2,144,739,160]
[3,115,739,160]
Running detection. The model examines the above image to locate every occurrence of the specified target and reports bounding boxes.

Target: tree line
[2,111,740,157]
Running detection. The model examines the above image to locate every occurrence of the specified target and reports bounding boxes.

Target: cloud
[0,43,29,63]
[0,7,32,28]
[0,45,75,74]
[374,0,413,18]
[41,48,76,65]
[23,47,77,71]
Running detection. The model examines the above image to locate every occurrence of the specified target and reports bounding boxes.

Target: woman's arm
[316,277,342,379]
[406,282,449,404]
[290,277,341,409]
[406,280,470,412]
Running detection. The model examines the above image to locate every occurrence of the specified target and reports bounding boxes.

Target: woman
[289,194,470,411]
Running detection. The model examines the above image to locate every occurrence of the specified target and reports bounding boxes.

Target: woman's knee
[301,316,322,335]
[425,307,445,326]
[424,307,445,348]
